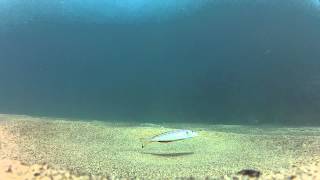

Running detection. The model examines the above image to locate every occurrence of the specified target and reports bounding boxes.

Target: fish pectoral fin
[139,138,152,148]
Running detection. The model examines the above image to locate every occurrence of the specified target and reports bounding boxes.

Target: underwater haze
[0,0,320,125]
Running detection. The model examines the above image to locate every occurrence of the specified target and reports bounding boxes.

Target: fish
[139,129,198,148]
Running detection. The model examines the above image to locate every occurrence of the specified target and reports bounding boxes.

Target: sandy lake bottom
[0,114,320,179]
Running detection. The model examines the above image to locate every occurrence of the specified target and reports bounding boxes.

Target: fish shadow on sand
[141,152,194,157]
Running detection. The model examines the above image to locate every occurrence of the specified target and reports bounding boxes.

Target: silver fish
[140,129,198,148]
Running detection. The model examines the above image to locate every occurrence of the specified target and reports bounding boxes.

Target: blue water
[0,0,320,125]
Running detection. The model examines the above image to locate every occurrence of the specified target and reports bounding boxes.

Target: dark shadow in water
[141,152,194,157]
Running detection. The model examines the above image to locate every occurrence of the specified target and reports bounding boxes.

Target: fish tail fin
[139,138,151,148]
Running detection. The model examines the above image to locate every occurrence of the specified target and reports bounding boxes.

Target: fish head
[184,130,198,138]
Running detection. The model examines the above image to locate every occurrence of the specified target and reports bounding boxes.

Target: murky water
[0,1,320,125]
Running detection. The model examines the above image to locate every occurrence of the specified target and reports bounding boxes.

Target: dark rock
[288,175,297,180]
[5,165,12,173]
[237,169,261,177]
